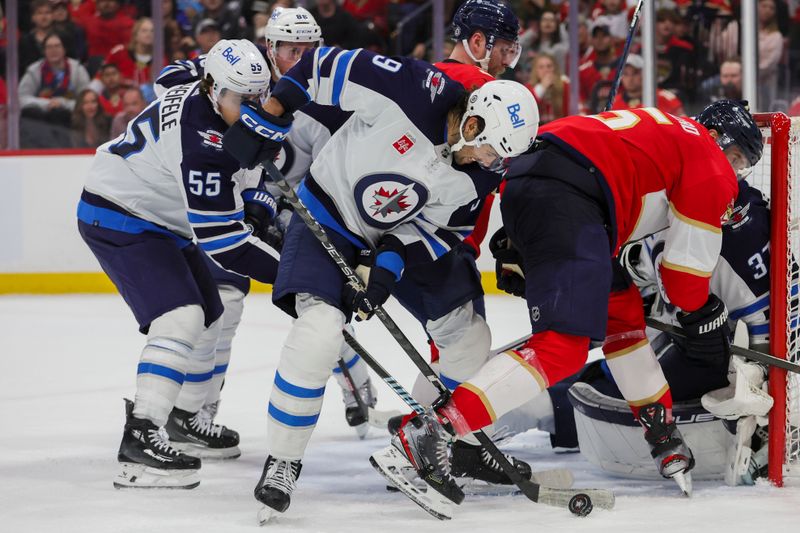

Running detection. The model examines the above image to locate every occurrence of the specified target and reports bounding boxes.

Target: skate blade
[171,442,241,460]
[113,463,200,489]
[354,422,369,440]
[370,446,454,520]
[671,471,693,497]
[257,505,278,526]
[368,408,404,430]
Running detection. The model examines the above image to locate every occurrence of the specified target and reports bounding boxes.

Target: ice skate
[165,405,240,459]
[254,455,302,524]
[451,440,532,486]
[114,399,201,489]
[638,403,695,496]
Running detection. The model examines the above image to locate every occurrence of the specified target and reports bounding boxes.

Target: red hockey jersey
[539,108,738,311]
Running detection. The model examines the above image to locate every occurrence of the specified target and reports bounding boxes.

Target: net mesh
[750,115,800,483]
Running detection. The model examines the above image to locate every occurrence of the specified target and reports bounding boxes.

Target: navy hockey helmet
[452,0,520,47]
[696,99,763,168]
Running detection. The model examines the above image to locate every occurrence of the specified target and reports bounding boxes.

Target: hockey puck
[568,493,593,517]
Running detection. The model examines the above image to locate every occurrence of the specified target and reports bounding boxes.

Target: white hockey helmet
[204,39,270,114]
[265,7,322,78]
[452,80,538,170]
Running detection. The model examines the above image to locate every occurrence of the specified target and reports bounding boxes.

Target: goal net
[750,113,800,486]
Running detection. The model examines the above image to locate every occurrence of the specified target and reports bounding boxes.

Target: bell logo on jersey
[222,46,241,66]
[353,174,429,230]
[392,134,415,155]
[198,129,224,150]
[507,103,526,129]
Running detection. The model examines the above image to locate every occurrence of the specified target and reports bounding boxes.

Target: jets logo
[354,174,429,229]
[424,70,446,102]
[725,201,751,228]
[198,129,224,150]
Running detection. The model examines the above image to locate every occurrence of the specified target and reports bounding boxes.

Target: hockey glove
[676,294,731,367]
[488,227,526,298]
[222,101,293,169]
[343,237,405,321]
[242,187,285,248]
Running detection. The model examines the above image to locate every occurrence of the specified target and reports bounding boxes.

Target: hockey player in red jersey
[383,100,763,504]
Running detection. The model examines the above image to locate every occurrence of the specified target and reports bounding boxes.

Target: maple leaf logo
[370,186,411,218]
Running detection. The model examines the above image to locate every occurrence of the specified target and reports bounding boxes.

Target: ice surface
[2,294,799,532]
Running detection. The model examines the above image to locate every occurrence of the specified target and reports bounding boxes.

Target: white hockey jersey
[270,46,498,266]
[80,81,279,283]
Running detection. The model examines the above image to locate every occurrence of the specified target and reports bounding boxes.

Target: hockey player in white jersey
[78,39,280,488]
[221,46,537,517]
[155,8,382,439]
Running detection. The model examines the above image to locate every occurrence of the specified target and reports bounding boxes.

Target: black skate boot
[450,440,532,485]
[114,399,201,489]
[254,455,303,524]
[639,403,695,496]
[371,410,463,520]
[342,377,377,438]
[165,406,240,460]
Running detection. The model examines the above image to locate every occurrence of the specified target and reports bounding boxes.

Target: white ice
[2,294,798,532]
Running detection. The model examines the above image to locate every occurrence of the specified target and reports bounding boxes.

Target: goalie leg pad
[268,294,345,460]
[134,304,205,426]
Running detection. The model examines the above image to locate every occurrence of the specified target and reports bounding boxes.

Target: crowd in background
[0,0,797,149]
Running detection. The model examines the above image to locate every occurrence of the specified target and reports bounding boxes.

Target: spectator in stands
[531,10,568,72]
[71,88,111,148]
[591,0,629,41]
[588,78,614,114]
[104,17,156,88]
[342,0,388,35]
[699,58,743,104]
[110,87,146,138]
[310,0,364,49]
[19,32,91,147]
[655,8,694,101]
[52,0,88,62]
[194,18,222,55]
[67,0,99,28]
[19,32,90,127]
[19,0,55,75]
[527,52,570,124]
[610,54,685,115]
[91,63,126,116]
[83,0,135,73]
[578,23,619,105]
[758,0,784,111]
[196,0,246,39]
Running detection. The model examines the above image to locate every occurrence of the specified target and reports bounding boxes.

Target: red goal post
[751,112,799,486]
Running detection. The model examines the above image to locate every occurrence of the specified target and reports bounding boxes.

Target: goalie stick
[342,329,616,519]
[645,318,800,374]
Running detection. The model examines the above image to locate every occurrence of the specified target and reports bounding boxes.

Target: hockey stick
[337,357,370,438]
[342,329,615,515]
[492,334,532,355]
[645,318,800,374]
[603,0,645,112]
[261,161,451,402]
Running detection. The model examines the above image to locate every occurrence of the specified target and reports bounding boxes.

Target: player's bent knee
[427,303,491,380]
[282,295,346,380]
[147,304,206,348]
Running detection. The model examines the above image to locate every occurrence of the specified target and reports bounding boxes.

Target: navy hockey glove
[489,227,526,298]
[676,294,731,367]
[243,188,284,249]
[343,237,405,321]
[222,101,292,169]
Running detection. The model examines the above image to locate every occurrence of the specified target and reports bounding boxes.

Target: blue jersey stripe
[332,353,361,374]
[137,362,185,385]
[297,181,367,248]
[268,403,320,427]
[282,75,311,103]
[729,295,770,321]
[274,371,326,398]
[199,231,250,252]
[747,323,770,336]
[331,50,357,106]
[187,211,244,224]
[412,222,447,258]
[77,200,191,247]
